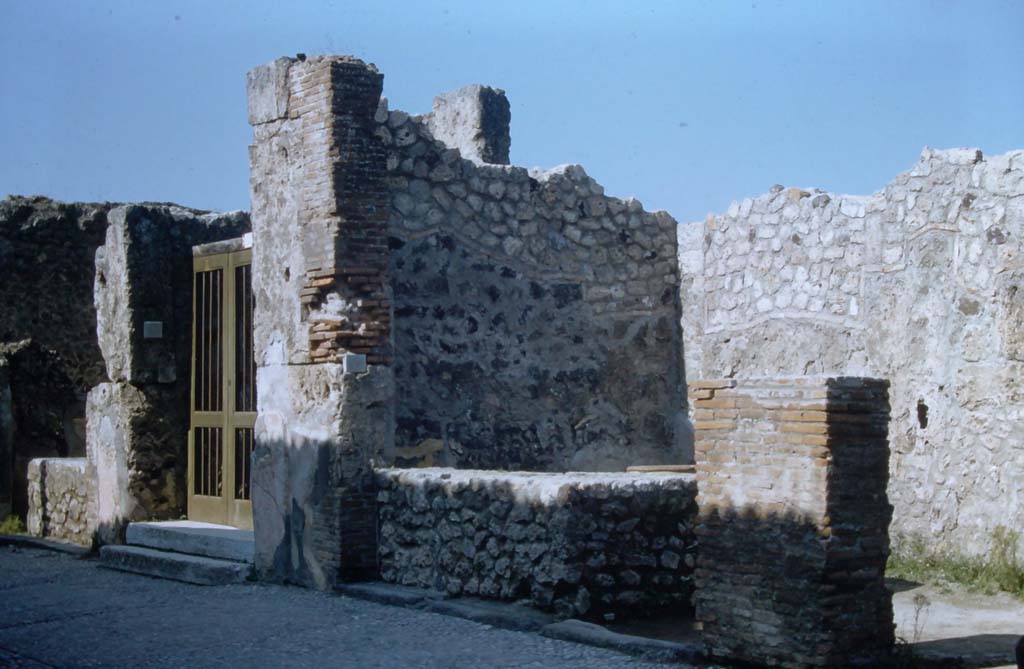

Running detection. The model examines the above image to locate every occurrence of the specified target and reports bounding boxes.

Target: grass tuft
[887,526,1024,600]
[0,514,27,535]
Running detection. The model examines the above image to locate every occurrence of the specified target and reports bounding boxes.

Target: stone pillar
[247,55,395,588]
[692,377,894,668]
[426,84,511,165]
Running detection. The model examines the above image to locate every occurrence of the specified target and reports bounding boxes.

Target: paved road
[0,546,665,668]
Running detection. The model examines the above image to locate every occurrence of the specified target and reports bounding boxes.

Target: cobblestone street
[0,546,666,668]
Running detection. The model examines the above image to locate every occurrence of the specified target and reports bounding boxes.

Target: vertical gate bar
[205,270,210,410]
[213,270,219,412]
[206,428,211,496]
[215,428,220,496]
[199,428,206,495]
[225,258,233,512]
[197,272,203,411]
[206,270,211,410]
[249,265,255,410]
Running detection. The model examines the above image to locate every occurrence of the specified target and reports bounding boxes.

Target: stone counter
[375,468,697,621]
[26,458,94,546]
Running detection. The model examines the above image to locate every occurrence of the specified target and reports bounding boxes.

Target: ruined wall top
[424,84,511,166]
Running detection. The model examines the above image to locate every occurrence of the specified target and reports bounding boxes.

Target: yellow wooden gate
[188,248,256,529]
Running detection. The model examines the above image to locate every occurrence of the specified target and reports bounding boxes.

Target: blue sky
[1,1,1022,223]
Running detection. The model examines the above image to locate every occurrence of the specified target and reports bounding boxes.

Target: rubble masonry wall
[376,467,696,621]
[680,148,1024,555]
[382,90,688,471]
[26,458,94,546]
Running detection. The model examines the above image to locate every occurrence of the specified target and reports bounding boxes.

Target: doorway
[188,248,255,529]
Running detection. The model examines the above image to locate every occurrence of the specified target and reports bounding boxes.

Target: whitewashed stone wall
[679,148,1024,556]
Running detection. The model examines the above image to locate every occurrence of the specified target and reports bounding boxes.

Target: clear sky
[1,1,1022,224]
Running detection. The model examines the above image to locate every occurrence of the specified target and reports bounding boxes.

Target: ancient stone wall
[692,377,894,668]
[679,148,1024,556]
[0,196,110,391]
[247,55,395,588]
[0,362,12,519]
[382,92,687,471]
[0,195,248,540]
[245,53,688,586]
[0,197,109,517]
[376,468,696,620]
[26,458,94,546]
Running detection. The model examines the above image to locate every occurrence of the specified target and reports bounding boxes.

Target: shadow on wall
[389,231,693,472]
[376,470,697,622]
[692,376,895,667]
[249,435,387,590]
[2,340,87,521]
[695,506,895,666]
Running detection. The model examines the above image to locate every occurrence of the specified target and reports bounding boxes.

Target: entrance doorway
[188,248,255,529]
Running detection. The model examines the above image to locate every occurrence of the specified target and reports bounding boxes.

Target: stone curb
[335,582,446,608]
[336,580,706,664]
[423,598,554,633]
[541,619,704,664]
[0,534,92,557]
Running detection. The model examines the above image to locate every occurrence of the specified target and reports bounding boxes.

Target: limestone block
[87,382,186,544]
[426,85,511,165]
[246,57,292,125]
[96,205,250,385]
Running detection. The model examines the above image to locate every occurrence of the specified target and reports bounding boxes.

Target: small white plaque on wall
[143,321,164,339]
[343,352,367,374]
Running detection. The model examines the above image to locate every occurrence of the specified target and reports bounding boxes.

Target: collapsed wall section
[376,468,696,620]
[680,148,1024,556]
[381,95,688,471]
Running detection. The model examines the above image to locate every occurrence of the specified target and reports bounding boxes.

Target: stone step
[126,521,254,563]
[99,545,252,586]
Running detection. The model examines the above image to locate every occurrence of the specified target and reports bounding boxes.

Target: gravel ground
[0,546,672,668]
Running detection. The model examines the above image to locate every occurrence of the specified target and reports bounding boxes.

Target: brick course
[692,376,894,668]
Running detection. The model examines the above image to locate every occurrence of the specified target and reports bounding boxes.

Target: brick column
[692,377,894,668]
[247,55,395,588]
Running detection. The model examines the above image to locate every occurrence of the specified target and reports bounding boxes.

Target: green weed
[0,514,26,535]
[888,526,1024,600]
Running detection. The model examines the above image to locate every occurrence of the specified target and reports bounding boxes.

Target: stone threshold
[335,581,704,664]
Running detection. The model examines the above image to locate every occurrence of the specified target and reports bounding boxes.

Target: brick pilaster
[692,377,894,668]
